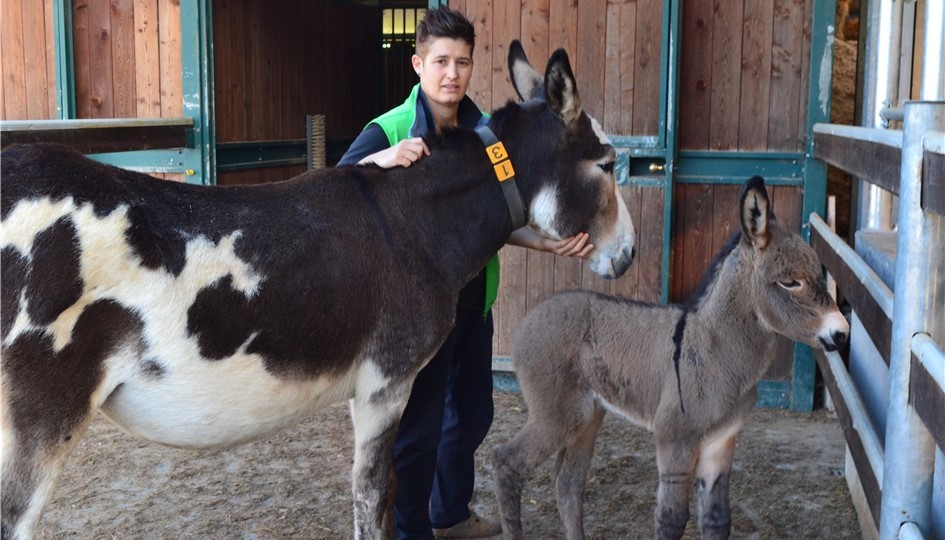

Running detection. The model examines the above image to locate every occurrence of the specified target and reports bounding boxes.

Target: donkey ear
[544,49,582,124]
[508,40,544,101]
[739,176,771,249]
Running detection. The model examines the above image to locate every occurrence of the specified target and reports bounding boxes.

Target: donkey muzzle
[590,244,635,279]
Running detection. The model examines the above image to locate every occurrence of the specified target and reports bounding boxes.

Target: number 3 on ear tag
[486,142,509,163]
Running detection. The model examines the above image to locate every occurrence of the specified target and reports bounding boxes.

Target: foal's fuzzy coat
[492,177,849,539]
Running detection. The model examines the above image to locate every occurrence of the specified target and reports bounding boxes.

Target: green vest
[368,85,500,317]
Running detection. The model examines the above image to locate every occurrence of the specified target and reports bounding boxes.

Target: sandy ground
[34,391,858,539]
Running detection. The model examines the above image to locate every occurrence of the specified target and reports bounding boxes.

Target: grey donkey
[491,177,850,539]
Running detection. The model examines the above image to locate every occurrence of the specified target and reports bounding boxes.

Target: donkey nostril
[832,330,848,347]
[630,246,636,262]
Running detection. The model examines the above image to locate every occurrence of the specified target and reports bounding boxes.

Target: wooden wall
[1,0,59,120]
[678,0,811,152]
[72,0,182,120]
[2,0,184,179]
[213,0,380,185]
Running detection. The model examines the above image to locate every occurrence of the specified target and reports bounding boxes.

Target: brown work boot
[432,509,502,538]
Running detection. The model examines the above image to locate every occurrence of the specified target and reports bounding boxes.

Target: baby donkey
[492,177,849,539]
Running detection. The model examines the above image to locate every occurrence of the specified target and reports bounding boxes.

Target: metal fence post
[879,100,945,539]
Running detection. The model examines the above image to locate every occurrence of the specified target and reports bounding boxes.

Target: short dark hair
[415,6,475,56]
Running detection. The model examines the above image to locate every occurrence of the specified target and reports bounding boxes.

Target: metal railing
[811,100,945,539]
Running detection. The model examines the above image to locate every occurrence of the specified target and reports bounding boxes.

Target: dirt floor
[35,391,858,539]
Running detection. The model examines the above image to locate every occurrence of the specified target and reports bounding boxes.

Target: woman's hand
[507,229,594,259]
[541,232,594,259]
[358,137,430,168]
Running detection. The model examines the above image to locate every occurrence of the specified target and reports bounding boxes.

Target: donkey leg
[348,364,413,540]
[492,421,562,540]
[551,405,605,540]
[653,439,698,540]
[1,406,95,540]
[694,432,738,540]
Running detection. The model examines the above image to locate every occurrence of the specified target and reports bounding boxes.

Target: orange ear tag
[485,142,509,163]
[493,160,516,182]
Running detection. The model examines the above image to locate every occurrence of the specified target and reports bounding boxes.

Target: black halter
[475,125,527,231]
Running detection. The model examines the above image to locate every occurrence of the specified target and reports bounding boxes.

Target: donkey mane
[684,230,742,307]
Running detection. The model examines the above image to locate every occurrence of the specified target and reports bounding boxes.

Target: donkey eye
[777,279,802,290]
[598,161,615,174]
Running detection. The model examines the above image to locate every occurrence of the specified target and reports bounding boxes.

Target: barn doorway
[380,3,427,112]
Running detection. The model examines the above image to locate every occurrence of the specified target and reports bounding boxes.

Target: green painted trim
[791,343,816,412]
[88,148,197,173]
[791,0,837,413]
[179,0,216,185]
[802,0,835,235]
[53,0,76,119]
[609,135,660,149]
[216,140,308,171]
[661,0,683,305]
[675,151,805,185]
[756,380,792,409]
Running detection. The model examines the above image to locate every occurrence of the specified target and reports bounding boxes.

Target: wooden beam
[813,129,901,196]
[910,352,945,450]
[811,226,893,365]
[0,118,192,154]
[815,349,882,528]
[923,149,945,217]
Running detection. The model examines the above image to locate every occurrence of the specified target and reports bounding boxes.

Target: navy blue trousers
[393,309,495,540]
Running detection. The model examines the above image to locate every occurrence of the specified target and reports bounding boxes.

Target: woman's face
[412,37,474,111]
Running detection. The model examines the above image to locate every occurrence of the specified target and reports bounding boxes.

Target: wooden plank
[767,0,804,151]
[673,183,715,303]
[0,19,5,119]
[770,184,802,234]
[796,0,811,153]
[618,0,636,135]
[464,0,492,110]
[491,0,520,107]
[812,131,902,195]
[923,150,945,217]
[638,185,664,302]
[520,0,550,62]
[678,0,712,150]
[88,0,115,118]
[496,245,529,357]
[134,0,162,118]
[602,0,621,134]
[44,0,57,118]
[110,0,136,118]
[911,352,945,451]
[576,0,606,121]
[709,0,743,149]
[73,0,92,119]
[22,0,50,118]
[810,226,892,365]
[815,349,882,528]
[0,121,191,153]
[738,0,773,150]
[548,0,577,62]
[633,0,661,135]
[2,0,27,120]
[158,0,181,117]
